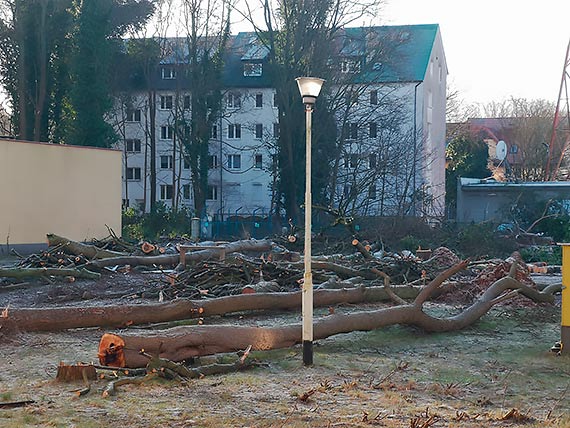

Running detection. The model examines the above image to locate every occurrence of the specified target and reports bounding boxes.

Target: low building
[456,177,570,223]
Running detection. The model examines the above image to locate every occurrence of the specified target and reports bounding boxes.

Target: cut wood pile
[0,233,558,301]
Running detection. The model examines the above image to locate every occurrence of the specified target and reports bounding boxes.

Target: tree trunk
[89,239,272,268]
[98,262,557,368]
[0,285,422,332]
[47,234,127,259]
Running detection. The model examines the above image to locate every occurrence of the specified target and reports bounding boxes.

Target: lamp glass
[296,77,325,99]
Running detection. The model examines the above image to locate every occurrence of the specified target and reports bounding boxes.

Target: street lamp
[296,76,324,366]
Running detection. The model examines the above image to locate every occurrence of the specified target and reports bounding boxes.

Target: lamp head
[296,77,325,105]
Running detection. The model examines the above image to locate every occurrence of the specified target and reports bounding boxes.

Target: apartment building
[112,24,447,219]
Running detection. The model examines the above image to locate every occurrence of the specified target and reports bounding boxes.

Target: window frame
[370,90,378,105]
[161,66,176,80]
[126,167,141,181]
[207,185,218,200]
[125,138,142,153]
[160,184,173,200]
[125,108,141,122]
[369,121,378,138]
[160,155,173,169]
[254,154,263,169]
[160,95,173,110]
[228,123,242,139]
[255,123,263,139]
[227,154,242,170]
[160,125,173,140]
[227,93,242,109]
[243,62,263,77]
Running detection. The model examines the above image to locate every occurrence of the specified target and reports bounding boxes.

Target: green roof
[341,24,439,83]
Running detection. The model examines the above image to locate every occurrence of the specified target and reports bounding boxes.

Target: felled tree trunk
[99,261,557,368]
[89,239,272,269]
[47,234,127,259]
[0,285,421,332]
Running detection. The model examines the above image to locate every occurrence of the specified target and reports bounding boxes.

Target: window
[273,93,278,108]
[161,66,176,80]
[183,95,191,110]
[160,125,173,140]
[125,138,141,153]
[369,122,378,138]
[211,124,218,139]
[369,153,377,169]
[160,95,173,110]
[126,108,141,122]
[227,154,241,169]
[160,184,173,200]
[368,184,377,199]
[273,123,280,138]
[209,154,218,169]
[255,93,263,108]
[207,185,218,200]
[126,167,141,181]
[349,123,358,140]
[182,184,190,199]
[341,59,361,73]
[345,154,358,169]
[370,90,378,105]
[183,156,190,169]
[255,123,263,139]
[228,124,241,139]
[254,154,263,169]
[244,62,262,77]
[227,93,241,108]
[160,155,173,169]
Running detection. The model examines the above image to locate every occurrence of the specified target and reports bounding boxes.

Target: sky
[381,0,570,106]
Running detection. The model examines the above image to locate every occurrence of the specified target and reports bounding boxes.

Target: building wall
[457,178,570,223]
[420,26,447,217]
[116,88,278,217]
[0,139,122,251]
[113,26,447,220]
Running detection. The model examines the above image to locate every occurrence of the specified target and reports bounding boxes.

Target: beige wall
[0,139,122,247]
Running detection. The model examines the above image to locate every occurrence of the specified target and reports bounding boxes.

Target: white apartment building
[112,24,447,219]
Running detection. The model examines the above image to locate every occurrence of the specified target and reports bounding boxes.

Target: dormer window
[161,66,176,80]
[244,62,262,77]
[341,59,361,74]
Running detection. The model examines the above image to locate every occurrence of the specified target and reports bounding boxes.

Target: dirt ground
[1,269,570,427]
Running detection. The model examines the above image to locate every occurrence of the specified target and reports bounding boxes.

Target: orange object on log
[98,333,127,367]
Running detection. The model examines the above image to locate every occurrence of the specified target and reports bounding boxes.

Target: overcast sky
[381,0,570,106]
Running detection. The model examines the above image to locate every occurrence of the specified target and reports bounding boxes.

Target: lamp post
[295,76,325,366]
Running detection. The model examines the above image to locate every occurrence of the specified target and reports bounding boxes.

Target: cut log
[89,239,272,269]
[352,239,374,260]
[0,267,100,280]
[97,261,556,368]
[47,234,127,259]
[0,285,422,332]
[141,242,156,254]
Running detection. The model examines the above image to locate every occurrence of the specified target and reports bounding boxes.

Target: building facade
[111,24,447,220]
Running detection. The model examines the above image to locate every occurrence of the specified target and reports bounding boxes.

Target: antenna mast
[545,38,570,181]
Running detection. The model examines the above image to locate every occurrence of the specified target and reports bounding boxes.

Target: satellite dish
[496,140,507,161]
